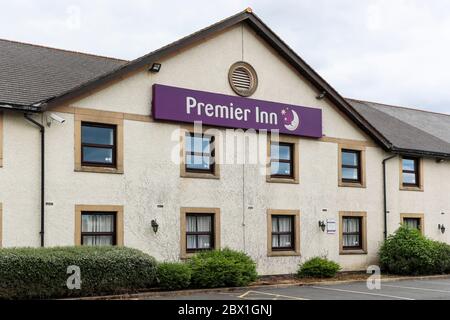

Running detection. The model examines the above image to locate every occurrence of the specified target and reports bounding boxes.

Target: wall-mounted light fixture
[316,91,327,100]
[318,221,326,232]
[438,224,446,234]
[149,63,162,73]
[151,220,159,234]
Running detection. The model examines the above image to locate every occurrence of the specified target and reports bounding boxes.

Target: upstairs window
[402,157,420,187]
[270,142,294,178]
[81,122,116,167]
[185,133,215,174]
[341,149,361,183]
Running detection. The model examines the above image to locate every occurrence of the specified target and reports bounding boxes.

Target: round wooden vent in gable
[228,62,258,97]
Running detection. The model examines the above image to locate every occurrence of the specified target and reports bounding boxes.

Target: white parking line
[310,286,414,300]
[383,284,450,294]
[238,290,308,300]
[414,280,450,286]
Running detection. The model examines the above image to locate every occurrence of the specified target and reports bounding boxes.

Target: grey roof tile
[0,38,127,106]
[347,99,450,156]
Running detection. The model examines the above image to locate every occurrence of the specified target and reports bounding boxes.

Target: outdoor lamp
[439,224,446,234]
[149,63,162,73]
[151,220,159,234]
[318,221,326,232]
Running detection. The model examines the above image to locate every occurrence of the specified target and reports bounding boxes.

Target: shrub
[189,248,258,288]
[156,262,191,291]
[379,226,450,275]
[297,257,341,278]
[0,246,157,299]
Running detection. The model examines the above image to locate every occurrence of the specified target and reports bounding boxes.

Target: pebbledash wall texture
[0,9,449,275]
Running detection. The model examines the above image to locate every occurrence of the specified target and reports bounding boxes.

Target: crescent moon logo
[283,109,300,131]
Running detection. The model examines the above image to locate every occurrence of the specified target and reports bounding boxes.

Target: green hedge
[297,257,341,278]
[189,248,258,288]
[380,226,450,275]
[0,246,157,299]
[156,262,191,291]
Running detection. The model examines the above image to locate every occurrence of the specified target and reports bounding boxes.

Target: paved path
[147,277,450,300]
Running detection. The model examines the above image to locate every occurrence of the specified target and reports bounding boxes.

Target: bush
[297,257,341,278]
[189,248,257,288]
[0,246,157,299]
[157,262,191,291]
[379,226,450,275]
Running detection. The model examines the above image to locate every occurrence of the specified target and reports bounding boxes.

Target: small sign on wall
[327,219,336,234]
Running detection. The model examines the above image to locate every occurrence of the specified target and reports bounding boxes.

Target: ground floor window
[342,217,362,250]
[401,213,424,235]
[75,205,124,246]
[271,215,294,250]
[180,207,220,258]
[186,214,214,252]
[81,212,116,246]
[267,210,300,256]
[339,211,367,255]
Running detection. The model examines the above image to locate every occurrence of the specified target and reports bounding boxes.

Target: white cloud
[0,0,449,113]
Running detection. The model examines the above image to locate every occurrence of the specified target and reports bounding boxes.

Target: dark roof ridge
[346,97,450,118]
[0,38,129,63]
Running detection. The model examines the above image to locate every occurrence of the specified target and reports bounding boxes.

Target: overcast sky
[1,0,450,114]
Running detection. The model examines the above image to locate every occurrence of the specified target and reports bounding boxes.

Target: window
[81,123,116,167]
[270,143,293,178]
[338,144,366,188]
[401,214,424,235]
[339,211,367,254]
[75,205,124,246]
[185,133,215,174]
[180,127,220,179]
[267,210,300,256]
[267,136,299,184]
[341,150,361,183]
[186,214,214,252]
[81,212,116,246]
[75,113,124,174]
[180,207,220,258]
[342,217,362,250]
[401,157,423,190]
[271,215,294,251]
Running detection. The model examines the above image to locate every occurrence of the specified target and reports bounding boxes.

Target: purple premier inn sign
[152,84,322,138]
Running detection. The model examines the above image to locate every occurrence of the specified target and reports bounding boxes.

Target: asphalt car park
[148,276,450,300]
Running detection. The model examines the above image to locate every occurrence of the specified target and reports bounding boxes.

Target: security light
[316,91,327,100]
[149,63,162,73]
[439,224,446,234]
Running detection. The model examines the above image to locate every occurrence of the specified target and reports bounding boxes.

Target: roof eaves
[0,102,41,112]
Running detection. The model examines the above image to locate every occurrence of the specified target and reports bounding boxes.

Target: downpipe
[24,113,45,247]
[382,155,397,240]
